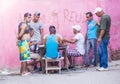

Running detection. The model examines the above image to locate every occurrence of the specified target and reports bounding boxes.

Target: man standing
[94,7,111,71]
[29,12,44,71]
[84,12,97,67]
[18,12,32,76]
[29,12,44,52]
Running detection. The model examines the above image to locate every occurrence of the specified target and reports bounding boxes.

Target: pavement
[0,60,120,84]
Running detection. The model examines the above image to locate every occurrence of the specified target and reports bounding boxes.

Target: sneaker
[89,65,95,68]
[81,65,89,68]
[21,72,31,76]
[61,67,67,70]
[96,67,101,70]
[96,67,109,71]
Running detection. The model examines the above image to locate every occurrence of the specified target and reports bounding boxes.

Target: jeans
[30,41,40,53]
[84,39,97,66]
[98,38,109,68]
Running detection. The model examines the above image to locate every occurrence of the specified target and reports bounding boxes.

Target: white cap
[94,7,103,14]
[72,25,81,31]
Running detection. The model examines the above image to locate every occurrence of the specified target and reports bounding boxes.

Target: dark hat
[34,12,40,16]
[24,12,31,17]
[49,25,56,34]
[86,12,93,17]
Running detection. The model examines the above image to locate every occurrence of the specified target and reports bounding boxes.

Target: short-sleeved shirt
[87,20,97,39]
[74,33,85,55]
[29,20,43,42]
[97,14,111,38]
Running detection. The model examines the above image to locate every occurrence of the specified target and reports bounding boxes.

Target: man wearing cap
[94,7,111,71]
[29,12,44,52]
[63,25,85,69]
[84,12,97,67]
[29,12,44,71]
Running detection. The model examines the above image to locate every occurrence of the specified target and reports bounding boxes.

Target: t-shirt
[73,33,85,55]
[29,20,43,42]
[97,14,111,38]
[87,20,97,39]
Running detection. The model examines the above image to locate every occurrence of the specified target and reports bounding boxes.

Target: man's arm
[85,26,88,44]
[18,23,26,40]
[98,29,105,43]
[30,29,34,37]
[40,29,44,44]
[43,36,47,48]
[63,38,77,44]
[57,36,64,47]
[98,17,107,43]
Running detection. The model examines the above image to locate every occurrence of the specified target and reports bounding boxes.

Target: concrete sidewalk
[0,60,120,84]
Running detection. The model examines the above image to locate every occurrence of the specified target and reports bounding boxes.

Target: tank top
[18,22,30,34]
[45,35,59,59]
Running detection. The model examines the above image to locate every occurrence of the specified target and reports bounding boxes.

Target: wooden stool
[42,57,64,74]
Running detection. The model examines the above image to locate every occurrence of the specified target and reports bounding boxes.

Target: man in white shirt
[63,25,85,69]
[29,12,44,71]
[29,12,44,53]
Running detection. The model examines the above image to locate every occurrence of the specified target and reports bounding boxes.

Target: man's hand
[96,21,100,26]
[61,39,67,45]
[97,37,102,43]
[39,41,43,45]
[16,40,20,46]
[62,39,67,43]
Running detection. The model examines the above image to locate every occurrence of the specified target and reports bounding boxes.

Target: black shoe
[34,66,37,70]
[61,67,67,70]
[34,67,42,72]
[68,65,75,69]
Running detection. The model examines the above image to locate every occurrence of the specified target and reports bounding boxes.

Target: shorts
[67,49,83,57]
[18,40,31,62]
[44,53,61,59]
[30,41,40,53]
[30,52,41,61]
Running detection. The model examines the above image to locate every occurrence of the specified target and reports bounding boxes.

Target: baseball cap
[24,12,31,17]
[94,7,103,14]
[72,25,81,31]
[34,12,40,16]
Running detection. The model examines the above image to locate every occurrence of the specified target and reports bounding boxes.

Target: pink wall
[105,0,120,50]
[0,0,119,69]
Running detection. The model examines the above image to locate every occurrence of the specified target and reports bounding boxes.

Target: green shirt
[97,14,111,39]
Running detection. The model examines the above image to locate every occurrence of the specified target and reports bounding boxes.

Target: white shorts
[30,53,41,61]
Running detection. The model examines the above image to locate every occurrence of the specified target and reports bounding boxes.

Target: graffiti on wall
[40,9,86,29]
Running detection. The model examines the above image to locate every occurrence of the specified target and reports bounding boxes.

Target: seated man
[28,12,44,72]
[44,25,63,59]
[27,42,42,72]
[63,25,85,69]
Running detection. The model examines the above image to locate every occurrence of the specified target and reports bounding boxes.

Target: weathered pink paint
[0,0,120,69]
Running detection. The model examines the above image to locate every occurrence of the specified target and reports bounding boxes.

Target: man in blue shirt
[44,25,63,59]
[84,12,97,67]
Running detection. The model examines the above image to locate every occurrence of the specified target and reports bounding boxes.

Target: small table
[39,45,68,73]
